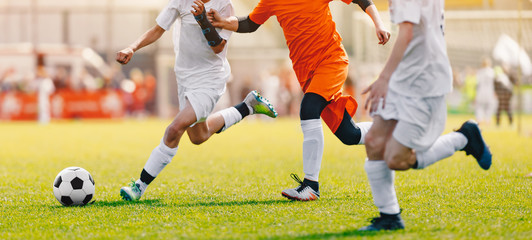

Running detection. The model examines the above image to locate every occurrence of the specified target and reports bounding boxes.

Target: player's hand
[207,9,223,27]
[362,77,389,113]
[191,0,205,16]
[116,47,134,65]
[376,27,391,45]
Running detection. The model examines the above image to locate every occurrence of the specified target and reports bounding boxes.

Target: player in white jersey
[117,0,277,201]
[359,0,492,230]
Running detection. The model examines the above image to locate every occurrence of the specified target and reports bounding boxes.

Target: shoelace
[129,178,141,194]
[289,173,307,192]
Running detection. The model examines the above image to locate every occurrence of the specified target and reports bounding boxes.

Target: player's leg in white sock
[364,159,401,214]
[138,102,196,194]
[301,119,324,182]
[217,107,243,133]
[363,115,401,213]
[138,138,178,193]
[414,132,467,169]
[298,93,329,182]
[280,93,326,200]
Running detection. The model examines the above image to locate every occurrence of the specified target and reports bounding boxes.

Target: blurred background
[0,0,531,125]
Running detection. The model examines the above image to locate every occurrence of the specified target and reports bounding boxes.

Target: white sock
[244,101,254,115]
[364,159,401,215]
[218,107,243,132]
[356,121,372,145]
[415,132,468,169]
[143,138,178,181]
[301,119,324,182]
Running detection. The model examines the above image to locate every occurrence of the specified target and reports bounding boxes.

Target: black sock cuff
[380,211,401,218]
[303,178,319,192]
[234,102,249,118]
[140,169,155,185]
[412,160,419,169]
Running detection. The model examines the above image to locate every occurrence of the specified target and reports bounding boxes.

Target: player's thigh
[178,84,223,125]
[168,101,198,133]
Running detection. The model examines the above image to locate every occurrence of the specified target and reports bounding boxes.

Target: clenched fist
[116,47,134,65]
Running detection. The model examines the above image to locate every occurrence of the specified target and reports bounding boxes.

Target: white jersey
[156,0,234,89]
[388,0,452,97]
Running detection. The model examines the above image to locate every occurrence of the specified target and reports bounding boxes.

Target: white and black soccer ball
[53,167,95,206]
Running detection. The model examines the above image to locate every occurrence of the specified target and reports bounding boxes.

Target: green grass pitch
[1,115,531,239]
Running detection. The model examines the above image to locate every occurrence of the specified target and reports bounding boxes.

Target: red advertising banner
[0,90,125,120]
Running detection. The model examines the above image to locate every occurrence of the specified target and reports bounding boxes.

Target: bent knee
[189,134,208,145]
[166,124,186,137]
[385,155,413,171]
[364,132,385,152]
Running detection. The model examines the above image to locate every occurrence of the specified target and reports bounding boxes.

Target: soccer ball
[53,167,95,206]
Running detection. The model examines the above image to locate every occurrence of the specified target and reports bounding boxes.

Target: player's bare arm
[362,22,413,113]
[352,0,390,45]
[364,5,390,45]
[208,9,238,31]
[208,10,261,33]
[116,25,165,65]
[191,0,226,54]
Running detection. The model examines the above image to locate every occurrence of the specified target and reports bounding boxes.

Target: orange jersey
[249,0,358,132]
[249,0,352,83]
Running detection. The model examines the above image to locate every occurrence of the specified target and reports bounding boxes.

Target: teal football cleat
[120,179,142,201]
[244,90,278,118]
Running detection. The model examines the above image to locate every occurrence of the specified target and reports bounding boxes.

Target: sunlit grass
[0,115,531,239]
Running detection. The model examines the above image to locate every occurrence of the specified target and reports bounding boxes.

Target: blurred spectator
[126,68,150,117]
[343,75,355,98]
[351,64,381,121]
[278,60,301,117]
[239,76,253,104]
[260,68,280,116]
[36,53,55,124]
[0,67,19,92]
[493,64,515,126]
[105,64,125,90]
[447,67,464,113]
[475,58,496,125]
[144,70,157,114]
[462,66,477,112]
[52,67,70,90]
[80,68,101,91]
[452,67,463,88]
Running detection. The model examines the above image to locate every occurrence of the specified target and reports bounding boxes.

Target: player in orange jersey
[211,0,390,201]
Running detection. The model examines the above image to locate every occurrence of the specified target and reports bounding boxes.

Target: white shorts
[371,90,447,151]
[178,83,226,124]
